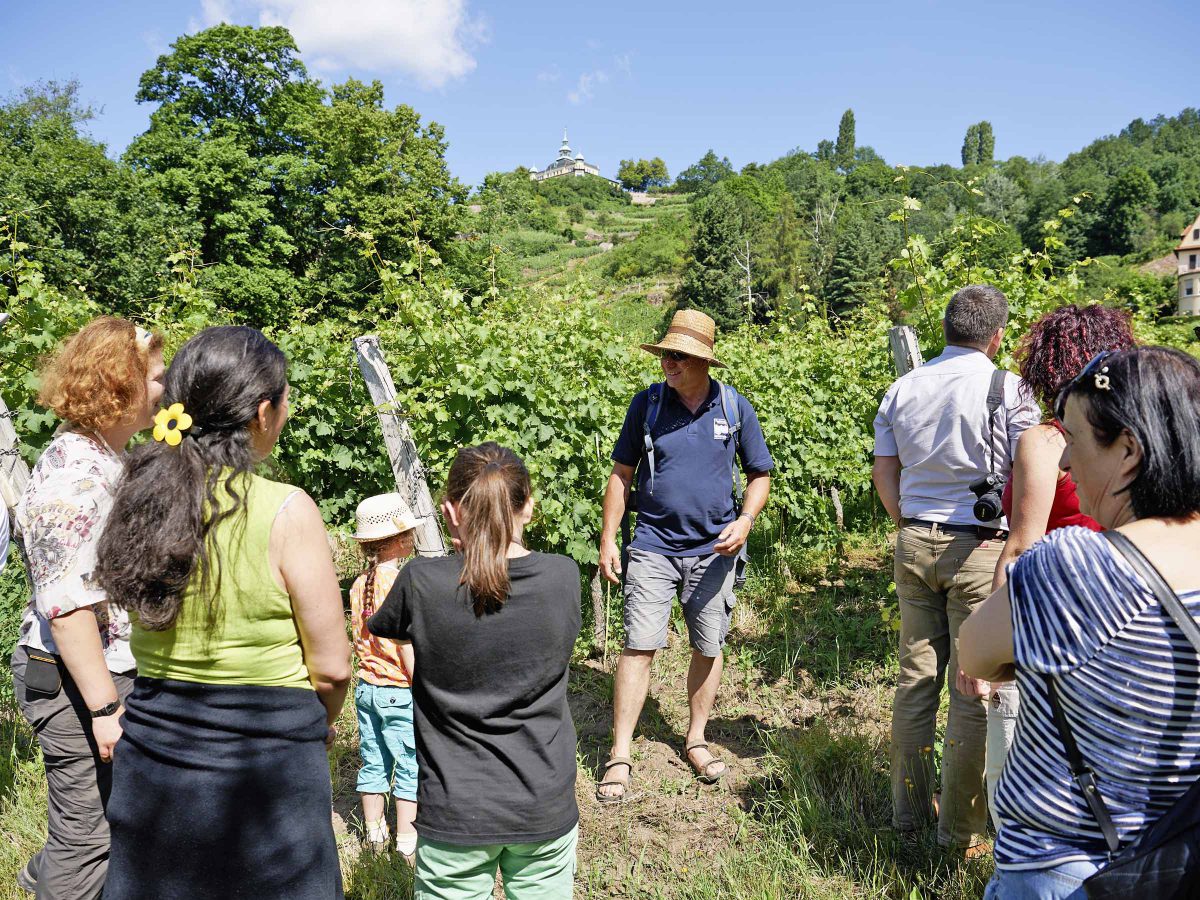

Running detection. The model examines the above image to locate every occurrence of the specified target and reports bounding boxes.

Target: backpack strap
[985,369,1006,476]
[716,381,744,508]
[642,383,665,495]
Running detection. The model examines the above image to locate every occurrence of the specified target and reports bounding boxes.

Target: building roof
[1177,212,1200,252]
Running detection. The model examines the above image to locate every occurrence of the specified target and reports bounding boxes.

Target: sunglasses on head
[661,350,692,362]
[1053,350,1115,422]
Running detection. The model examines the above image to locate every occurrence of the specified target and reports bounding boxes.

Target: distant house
[1178,211,1200,316]
[529,130,620,186]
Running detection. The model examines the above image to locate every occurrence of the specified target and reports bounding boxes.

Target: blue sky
[2,0,1193,189]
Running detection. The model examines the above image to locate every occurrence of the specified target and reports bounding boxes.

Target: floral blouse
[16,431,134,674]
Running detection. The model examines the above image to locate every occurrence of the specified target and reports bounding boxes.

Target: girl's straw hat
[351,493,421,542]
[639,309,726,368]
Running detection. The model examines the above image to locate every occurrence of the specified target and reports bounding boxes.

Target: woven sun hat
[639,309,726,368]
[351,493,421,542]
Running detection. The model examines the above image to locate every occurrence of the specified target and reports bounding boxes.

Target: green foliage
[535,175,628,211]
[979,122,995,165]
[680,189,747,328]
[617,157,669,191]
[961,121,995,166]
[1101,166,1157,255]
[0,215,101,460]
[676,150,735,194]
[835,109,856,171]
[0,82,189,316]
[125,25,467,323]
[601,212,689,282]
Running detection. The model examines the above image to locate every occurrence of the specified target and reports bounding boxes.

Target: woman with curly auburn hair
[954,303,1135,829]
[10,316,164,899]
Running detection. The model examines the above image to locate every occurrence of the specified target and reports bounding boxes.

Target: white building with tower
[529,130,619,186]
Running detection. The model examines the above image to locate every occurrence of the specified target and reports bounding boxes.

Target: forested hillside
[4,23,1198,544]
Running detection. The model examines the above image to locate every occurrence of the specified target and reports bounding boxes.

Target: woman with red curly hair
[10,316,164,899]
[961,304,1135,828]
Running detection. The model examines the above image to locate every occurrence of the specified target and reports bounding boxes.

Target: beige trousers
[890,522,1000,848]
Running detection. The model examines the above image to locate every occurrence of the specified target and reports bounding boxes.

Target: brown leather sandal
[685,740,727,784]
[596,756,637,804]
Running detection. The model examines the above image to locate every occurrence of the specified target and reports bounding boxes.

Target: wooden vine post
[353,335,447,558]
[0,390,31,561]
[888,325,924,377]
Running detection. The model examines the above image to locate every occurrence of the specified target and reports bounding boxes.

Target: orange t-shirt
[349,562,411,687]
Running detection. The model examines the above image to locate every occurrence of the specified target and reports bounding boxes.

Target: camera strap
[985,369,1006,476]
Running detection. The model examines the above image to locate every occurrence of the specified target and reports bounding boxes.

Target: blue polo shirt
[612,380,773,556]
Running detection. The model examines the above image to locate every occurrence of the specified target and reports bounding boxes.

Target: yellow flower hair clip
[153,403,193,446]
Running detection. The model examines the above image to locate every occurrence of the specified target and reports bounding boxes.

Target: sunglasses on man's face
[661,350,692,363]
[1053,350,1115,422]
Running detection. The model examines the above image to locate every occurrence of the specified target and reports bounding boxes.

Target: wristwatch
[89,700,121,719]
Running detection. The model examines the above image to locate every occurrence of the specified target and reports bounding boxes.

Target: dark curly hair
[1015,304,1136,412]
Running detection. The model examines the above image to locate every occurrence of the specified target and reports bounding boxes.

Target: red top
[1001,422,1102,533]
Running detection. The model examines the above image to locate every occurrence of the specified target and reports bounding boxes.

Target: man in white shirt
[872,285,1039,855]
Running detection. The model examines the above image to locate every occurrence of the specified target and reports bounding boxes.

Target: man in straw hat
[596,309,773,802]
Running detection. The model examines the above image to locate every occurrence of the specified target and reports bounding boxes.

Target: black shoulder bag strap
[1045,530,1200,859]
[985,368,1006,477]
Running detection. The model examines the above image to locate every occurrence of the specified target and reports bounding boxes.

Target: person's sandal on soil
[685,740,727,784]
[596,756,636,804]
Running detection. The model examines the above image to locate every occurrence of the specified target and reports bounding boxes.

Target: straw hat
[639,309,726,368]
[351,493,421,542]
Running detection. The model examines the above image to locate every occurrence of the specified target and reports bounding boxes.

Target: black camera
[969,473,1007,523]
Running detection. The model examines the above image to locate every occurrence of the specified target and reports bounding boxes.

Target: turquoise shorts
[354,681,417,801]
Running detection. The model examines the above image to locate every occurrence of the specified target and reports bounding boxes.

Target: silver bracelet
[738,512,756,527]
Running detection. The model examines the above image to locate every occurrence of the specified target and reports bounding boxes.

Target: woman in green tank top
[95,326,351,900]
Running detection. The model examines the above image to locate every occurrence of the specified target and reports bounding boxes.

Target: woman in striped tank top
[961,347,1200,899]
[956,305,1134,827]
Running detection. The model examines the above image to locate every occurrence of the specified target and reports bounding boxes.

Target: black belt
[901,518,1008,541]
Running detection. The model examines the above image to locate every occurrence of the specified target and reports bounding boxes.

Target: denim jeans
[984,861,1099,899]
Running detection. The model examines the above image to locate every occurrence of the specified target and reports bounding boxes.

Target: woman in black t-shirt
[369,442,582,900]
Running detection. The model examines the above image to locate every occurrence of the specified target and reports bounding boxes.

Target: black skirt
[104,678,342,900]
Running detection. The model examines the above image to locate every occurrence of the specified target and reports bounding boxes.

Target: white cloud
[194,0,486,88]
[536,66,561,84]
[141,29,169,57]
[567,69,608,105]
[614,53,632,77]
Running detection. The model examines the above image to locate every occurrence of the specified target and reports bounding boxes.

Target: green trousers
[414,825,578,900]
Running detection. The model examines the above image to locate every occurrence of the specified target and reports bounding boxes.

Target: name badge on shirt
[713,418,730,439]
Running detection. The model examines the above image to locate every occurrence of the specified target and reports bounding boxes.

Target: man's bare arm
[599,462,635,584]
[871,455,902,525]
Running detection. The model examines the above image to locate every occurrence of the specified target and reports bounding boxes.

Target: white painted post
[1,393,31,566]
[888,325,924,377]
[352,335,448,558]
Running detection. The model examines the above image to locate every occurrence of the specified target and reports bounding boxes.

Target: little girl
[349,493,421,860]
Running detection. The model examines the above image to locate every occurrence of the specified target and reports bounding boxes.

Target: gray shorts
[623,547,736,657]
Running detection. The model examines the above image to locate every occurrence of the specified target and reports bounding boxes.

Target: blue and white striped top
[994,527,1200,870]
